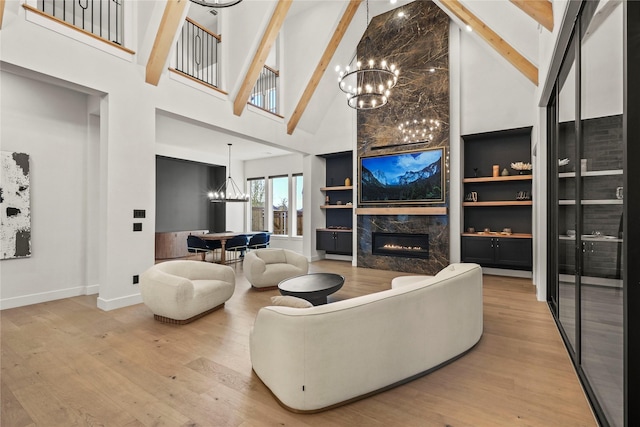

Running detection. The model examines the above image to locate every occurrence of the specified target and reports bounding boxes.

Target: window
[270,176,288,235]
[293,174,303,236]
[248,178,265,231]
[250,173,302,237]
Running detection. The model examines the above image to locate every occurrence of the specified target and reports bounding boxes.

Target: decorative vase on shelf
[501,168,509,176]
[492,165,499,177]
[344,177,351,186]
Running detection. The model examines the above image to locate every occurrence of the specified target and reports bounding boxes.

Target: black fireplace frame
[372,232,430,259]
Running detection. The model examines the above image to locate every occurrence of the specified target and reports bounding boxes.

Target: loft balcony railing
[175,18,221,89]
[36,0,124,45]
[249,65,279,115]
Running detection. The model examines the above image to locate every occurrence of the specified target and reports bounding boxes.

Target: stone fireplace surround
[357,213,448,275]
[355,2,450,276]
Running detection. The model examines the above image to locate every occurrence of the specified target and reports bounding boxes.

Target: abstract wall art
[1,151,31,259]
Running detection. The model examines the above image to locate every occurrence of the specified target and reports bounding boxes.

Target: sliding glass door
[578,5,624,426]
[556,35,578,354]
[547,1,628,426]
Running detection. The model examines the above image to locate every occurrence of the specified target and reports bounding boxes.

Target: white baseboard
[0,284,99,310]
[97,293,143,311]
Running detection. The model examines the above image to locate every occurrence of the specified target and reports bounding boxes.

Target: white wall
[0,72,95,309]
[459,31,536,135]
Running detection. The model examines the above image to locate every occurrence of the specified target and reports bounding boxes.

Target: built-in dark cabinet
[317,152,353,256]
[461,127,533,270]
[462,236,532,269]
[316,230,352,254]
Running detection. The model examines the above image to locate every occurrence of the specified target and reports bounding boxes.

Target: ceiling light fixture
[398,118,442,144]
[335,0,399,110]
[189,0,243,8]
[208,144,249,203]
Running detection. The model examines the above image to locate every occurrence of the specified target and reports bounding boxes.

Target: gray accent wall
[155,156,225,233]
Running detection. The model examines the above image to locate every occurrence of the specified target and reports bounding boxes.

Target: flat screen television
[359,147,445,204]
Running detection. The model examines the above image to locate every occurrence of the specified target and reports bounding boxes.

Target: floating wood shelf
[463,201,532,207]
[321,205,353,209]
[355,207,447,215]
[316,228,352,233]
[461,232,532,239]
[320,186,353,191]
[463,175,532,183]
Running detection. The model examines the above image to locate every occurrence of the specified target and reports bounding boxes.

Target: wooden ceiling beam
[0,0,6,30]
[233,0,292,116]
[146,0,189,86]
[439,0,538,86]
[286,0,362,135]
[510,0,553,32]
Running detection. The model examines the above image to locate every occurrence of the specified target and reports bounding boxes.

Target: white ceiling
[156,110,296,161]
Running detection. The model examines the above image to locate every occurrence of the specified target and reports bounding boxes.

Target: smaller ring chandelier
[398,118,441,144]
[336,58,399,110]
[188,0,243,8]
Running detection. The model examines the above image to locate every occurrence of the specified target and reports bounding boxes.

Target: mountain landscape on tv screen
[361,159,442,202]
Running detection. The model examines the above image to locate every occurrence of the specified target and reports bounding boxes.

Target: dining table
[200,232,262,264]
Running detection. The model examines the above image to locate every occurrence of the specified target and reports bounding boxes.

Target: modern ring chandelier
[189,0,243,8]
[208,144,250,203]
[335,0,399,110]
[398,118,442,144]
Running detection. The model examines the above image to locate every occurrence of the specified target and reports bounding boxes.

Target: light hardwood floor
[1,260,597,426]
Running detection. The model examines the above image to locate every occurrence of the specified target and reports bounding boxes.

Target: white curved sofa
[250,263,482,412]
[243,248,308,290]
[140,260,235,324]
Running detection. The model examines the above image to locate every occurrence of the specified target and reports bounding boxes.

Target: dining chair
[187,235,211,261]
[248,233,270,250]
[224,235,248,265]
[204,239,222,262]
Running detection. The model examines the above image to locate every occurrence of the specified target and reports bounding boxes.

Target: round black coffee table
[278,273,345,305]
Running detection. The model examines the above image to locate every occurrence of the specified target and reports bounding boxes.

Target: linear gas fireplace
[372,232,429,259]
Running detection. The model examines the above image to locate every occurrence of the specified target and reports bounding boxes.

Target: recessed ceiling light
[390,0,397,4]
[465,24,473,32]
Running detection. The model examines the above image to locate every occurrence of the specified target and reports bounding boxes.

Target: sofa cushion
[391,275,434,289]
[270,295,313,308]
[257,249,287,265]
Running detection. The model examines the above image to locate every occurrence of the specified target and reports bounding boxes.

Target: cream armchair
[243,248,309,290]
[140,260,235,324]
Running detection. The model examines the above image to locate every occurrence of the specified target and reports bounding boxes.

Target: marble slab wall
[356,1,450,275]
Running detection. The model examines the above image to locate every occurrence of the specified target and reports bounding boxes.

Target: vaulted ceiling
[144,0,549,139]
[0,0,551,159]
